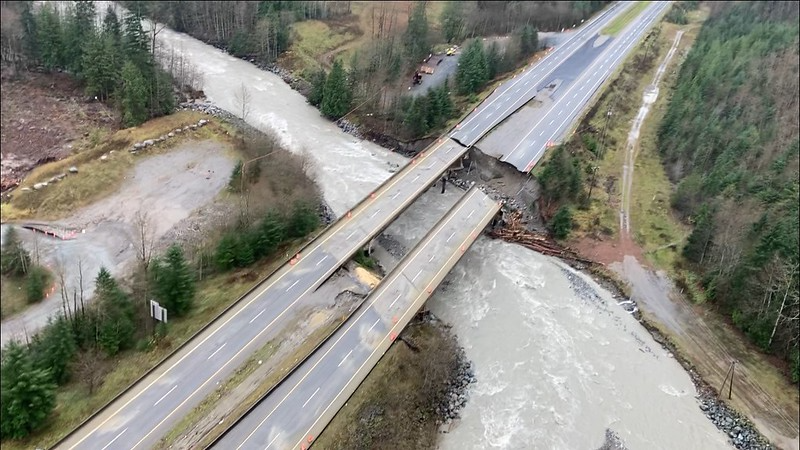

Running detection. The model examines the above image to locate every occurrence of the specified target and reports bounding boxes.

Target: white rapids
[79,7,733,449]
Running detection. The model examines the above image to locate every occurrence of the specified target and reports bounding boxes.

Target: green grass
[289,20,356,73]
[602,1,651,36]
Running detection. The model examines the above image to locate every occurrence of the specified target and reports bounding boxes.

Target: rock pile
[335,118,364,140]
[436,347,476,425]
[129,119,210,154]
[698,396,773,450]
[18,170,75,194]
[561,263,773,450]
[178,101,232,120]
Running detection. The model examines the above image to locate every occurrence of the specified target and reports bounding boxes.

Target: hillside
[657,1,799,380]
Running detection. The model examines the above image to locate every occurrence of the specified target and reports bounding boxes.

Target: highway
[451,1,671,172]
[449,1,632,147]
[57,139,467,450]
[211,187,501,450]
[492,1,670,171]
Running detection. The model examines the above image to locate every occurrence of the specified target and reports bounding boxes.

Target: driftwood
[488,211,595,265]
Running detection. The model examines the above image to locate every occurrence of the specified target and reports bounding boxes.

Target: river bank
[127,13,791,448]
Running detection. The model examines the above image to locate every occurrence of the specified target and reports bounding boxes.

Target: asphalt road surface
[449,1,632,147]
[212,187,501,450]
[490,1,671,171]
[57,140,467,450]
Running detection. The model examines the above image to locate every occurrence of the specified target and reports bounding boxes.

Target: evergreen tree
[94,267,136,356]
[1,226,31,276]
[519,25,539,57]
[308,69,327,107]
[438,81,454,120]
[103,5,122,43]
[25,266,47,304]
[20,1,39,64]
[256,210,287,256]
[405,96,429,136]
[425,88,443,130]
[0,340,57,439]
[683,204,715,263]
[440,1,465,43]
[122,9,149,70]
[321,59,351,119]
[287,201,320,238]
[486,41,502,79]
[150,67,176,116]
[120,61,149,126]
[36,4,65,71]
[84,35,119,101]
[64,0,97,76]
[550,206,574,239]
[215,233,238,270]
[30,316,77,385]
[403,1,430,62]
[456,39,489,95]
[152,245,195,317]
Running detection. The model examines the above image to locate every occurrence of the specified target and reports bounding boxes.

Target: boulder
[144,139,155,147]
[198,119,208,126]
[68,166,78,173]
[100,155,108,161]
[167,132,175,138]
[134,142,145,149]
[20,187,32,192]
[190,124,197,130]
[33,183,44,190]
[174,128,182,133]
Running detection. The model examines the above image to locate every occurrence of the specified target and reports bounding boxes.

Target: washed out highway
[52,2,674,449]
[452,1,671,172]
[450,1,632,147]
[56,139,467,450]
[212,187,500,449]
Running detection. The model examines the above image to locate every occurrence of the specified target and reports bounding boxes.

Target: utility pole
[599,108,612,159]
[718,360,736,400]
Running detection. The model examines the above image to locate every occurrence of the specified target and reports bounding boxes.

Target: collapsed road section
[210,186,500,449]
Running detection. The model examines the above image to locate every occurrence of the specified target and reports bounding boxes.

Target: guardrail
[52,138,468,450]
[205,187,494,448]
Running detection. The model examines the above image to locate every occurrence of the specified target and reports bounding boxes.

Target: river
[70,5,736,448]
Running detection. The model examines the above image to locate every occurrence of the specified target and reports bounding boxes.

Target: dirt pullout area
[0,140,235,345]
[0,71,116,193]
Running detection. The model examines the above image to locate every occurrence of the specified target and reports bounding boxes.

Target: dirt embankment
[0,71,116,194]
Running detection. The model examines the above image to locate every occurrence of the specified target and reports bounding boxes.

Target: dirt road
[615,255,799,449]
[1,141,235,345]
[608,26,798,450]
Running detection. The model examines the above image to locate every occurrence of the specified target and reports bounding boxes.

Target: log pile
[489,211,595,264]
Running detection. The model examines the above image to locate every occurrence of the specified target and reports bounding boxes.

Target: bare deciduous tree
[74,348,105,395]
[133,210,156,271]
[235,82,252,121]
